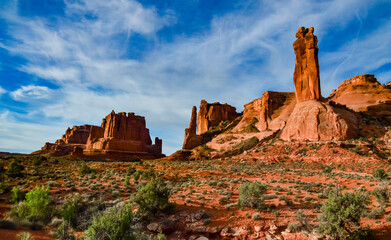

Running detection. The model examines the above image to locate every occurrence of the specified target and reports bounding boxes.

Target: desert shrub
[141,167,157,180]
[201,120,232,143]
[134,177,174,216]
[373,168,388,180]
[78,164,97,176]
[6,160,24,178]
[317,188,370,240]
[241,118,259,133]
[252,213,261,220]
[60,193,84,228]
[10,185,53,224]
[133,169,143,183]
[234,137,259,152]
[371,183,390,207]
[124,176,130,186]
[17,232,34,240]
[126,166,136,175]
[288,210,309,233]
[237,182,267,210]
[51,221,76,240]
[366,208,385,219]
[11,187,26,204]
[30,156,47,166]
[83,202,147,240]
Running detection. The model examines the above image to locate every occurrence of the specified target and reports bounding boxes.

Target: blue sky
[0,0,390,154]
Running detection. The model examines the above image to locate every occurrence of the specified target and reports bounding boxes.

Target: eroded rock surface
[183,106,203,150]
[293,27,321,102]
[328,74,391,120]
[280,100,359,141]
[197,100,239,134]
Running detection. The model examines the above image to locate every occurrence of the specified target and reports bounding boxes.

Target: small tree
[317,188,370,239]
[237,182,268,209]
[6,160,24,178]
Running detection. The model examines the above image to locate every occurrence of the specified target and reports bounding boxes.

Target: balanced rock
[280,100,359,141]
[197,100,239,134]
[182,106,203,150]
[328,74,391,120]
[293,26,321,102]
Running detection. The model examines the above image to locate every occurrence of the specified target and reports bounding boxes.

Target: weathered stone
[328,74,391,120]
[183,106,203,150]
[293,27,321,102]
[197,100,239,134]
[280,100,359,141]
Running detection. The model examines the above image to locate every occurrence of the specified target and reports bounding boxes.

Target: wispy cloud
[11,85,53,101]
[0,0,389,154]
[0,86,6,96]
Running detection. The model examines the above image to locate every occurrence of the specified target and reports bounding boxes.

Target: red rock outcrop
[293,27,321,102]
[85,111,162,156]
[55,125,93,145]
[182,106,203,150]
[197,100,239,134]
[40,111,163,159]
[280,100,359,141]
[233,91,296,133]
[328,74,391,120]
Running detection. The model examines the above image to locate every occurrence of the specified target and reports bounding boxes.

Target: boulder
[293,27,321,102]
[197,100,239,134]
[280,100,359,141]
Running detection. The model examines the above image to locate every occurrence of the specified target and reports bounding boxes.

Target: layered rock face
[197,100,239,134]
[40,111,163,158]
[85,111,162,155]
[182,106,203,150]
[280,101,359,141]
[328,74,391,120]
[293,27,321,102]
[233,91,296,132]
[55,125,93,145]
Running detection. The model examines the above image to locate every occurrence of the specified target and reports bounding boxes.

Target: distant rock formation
[182,106,202,150]
[197,100,239,134]
[328,74,391,120]
[293,27,321,102]
[40,111,163,159]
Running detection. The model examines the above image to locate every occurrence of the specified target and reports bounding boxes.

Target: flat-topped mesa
[85,111,162,156]
[293,26,321,102]
[197,100,240,134]
[182,106,202,150]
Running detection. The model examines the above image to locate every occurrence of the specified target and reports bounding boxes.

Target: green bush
[373,168,388,180]
[234,137,259,152]
[124,176,130,186]
[10,185,53,224]
[126,166,136,175]
[30,156,47,166]
[6,160,24,178]
[79,164,97,176]
[83,202,140,240]
[17,232,34,240]
[11,187,26,204]
[371,183,390,208]
[60,193,84,228]
[288,209,309,233]
[134,177,174,215]
[237,182,267,209]
[317,188,370,240]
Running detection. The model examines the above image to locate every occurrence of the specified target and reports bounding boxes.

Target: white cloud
[11,85,53,101]
[0,0,390,154]
[0,86,6,96]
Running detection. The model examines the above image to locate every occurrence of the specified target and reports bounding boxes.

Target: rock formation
[328,74,391,120]
[233,91,296,133]
[85,111,162,156]
[197,100,239,134]
[182,106,203,150]
[293,27,321,102]
[280,100,359,141]
[40,111,163,159]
